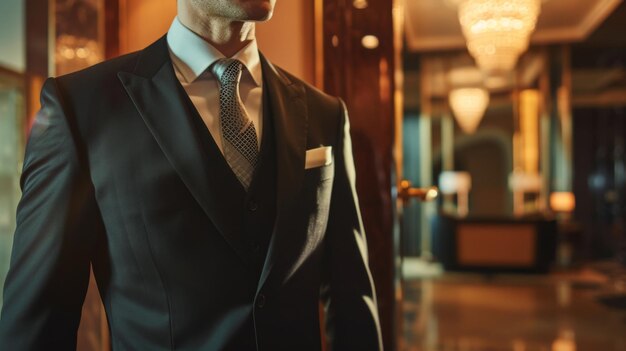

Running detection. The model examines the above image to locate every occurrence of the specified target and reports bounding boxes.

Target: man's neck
[177,11,255,58]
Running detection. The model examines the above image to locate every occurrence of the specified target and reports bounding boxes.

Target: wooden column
[539,48,552,211]
[25,0,49,130]
[319,0,396,349]
[558,45,574,192]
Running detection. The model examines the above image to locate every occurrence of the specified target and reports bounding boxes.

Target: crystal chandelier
[449,88,490,134]
[456,0,541,74]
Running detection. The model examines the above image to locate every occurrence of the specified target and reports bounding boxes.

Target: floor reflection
[402,265,626,351]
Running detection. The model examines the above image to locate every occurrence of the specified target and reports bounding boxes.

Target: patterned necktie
[211,58,259,190]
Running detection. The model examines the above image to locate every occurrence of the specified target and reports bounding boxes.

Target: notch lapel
[257,55,308,293]
[118,37,251,265]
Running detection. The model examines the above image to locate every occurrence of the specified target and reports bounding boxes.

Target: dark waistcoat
[184,82,277,349]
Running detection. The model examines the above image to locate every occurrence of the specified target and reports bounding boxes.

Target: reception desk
[432,215,557,274]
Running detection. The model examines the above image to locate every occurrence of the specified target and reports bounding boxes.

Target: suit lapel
[261,55,307,211]
[118,36,251,265]
[257,55,308,293]
[116,37,309,280]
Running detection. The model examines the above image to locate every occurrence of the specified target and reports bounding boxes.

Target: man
[0,0,382,349]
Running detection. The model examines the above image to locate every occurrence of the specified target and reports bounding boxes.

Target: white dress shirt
[166,17,263,153]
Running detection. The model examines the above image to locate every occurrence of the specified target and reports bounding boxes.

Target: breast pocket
[304,164,334,183]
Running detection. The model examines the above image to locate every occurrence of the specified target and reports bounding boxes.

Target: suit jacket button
[247,200,258,211]
[256,294,266,308]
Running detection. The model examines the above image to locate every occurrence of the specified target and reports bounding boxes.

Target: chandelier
[456,0,541,74]
[449,88,490,134]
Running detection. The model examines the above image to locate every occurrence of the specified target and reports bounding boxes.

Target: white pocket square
[305,146,333,169]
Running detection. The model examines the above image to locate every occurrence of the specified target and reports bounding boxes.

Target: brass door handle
[399,180,438,203]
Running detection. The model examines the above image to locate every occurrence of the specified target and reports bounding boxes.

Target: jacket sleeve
[320,98,383,350]
[0,78,100,350]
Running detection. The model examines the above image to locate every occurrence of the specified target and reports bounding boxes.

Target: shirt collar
[166,17,262,86]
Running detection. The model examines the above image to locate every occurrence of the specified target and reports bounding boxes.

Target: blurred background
[0,0,624,350]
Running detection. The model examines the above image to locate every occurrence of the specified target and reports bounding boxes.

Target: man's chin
[250,12,273,22]
[246,5,274,22]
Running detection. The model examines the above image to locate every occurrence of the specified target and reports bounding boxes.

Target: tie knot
[211,58,243,84]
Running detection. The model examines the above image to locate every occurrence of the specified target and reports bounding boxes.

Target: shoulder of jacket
[272,65,343,115]
[55,50,142,89]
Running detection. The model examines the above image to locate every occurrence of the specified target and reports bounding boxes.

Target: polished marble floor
[401,264,626,351]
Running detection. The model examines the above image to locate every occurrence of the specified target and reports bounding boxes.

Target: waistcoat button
[247,200,258,211]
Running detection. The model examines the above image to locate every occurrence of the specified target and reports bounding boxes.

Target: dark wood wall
[321,0,396,349]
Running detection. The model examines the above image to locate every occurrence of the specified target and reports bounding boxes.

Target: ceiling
[402,1,626,111]
[405,0,624,52]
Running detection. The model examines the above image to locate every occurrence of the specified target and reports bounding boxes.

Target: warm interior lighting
[447,66,483,87]
[448,87,490,134]
[439,171,472,195]
[550,192,576,213]
[55,34,103,75]
[552,330,576,351]
[508,171,542,193]
[353,0,368,9]
[456,0,541,74]
[483,73,510,90]
[520,89,540,174]
[439,171,472,217]
[361,35,379,49]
